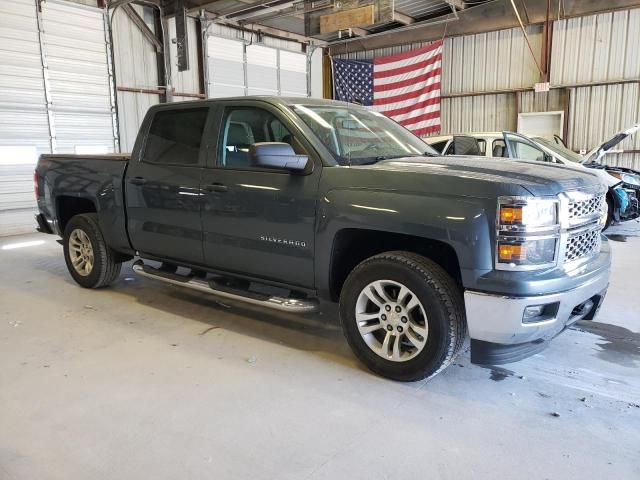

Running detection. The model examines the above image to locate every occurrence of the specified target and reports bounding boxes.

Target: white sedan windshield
[292,104,438,165]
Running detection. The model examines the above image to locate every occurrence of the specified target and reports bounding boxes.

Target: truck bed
[35,152,132,252]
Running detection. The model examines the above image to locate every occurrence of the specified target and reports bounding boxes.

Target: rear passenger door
[199,102,321,288]
[125,105,210,265]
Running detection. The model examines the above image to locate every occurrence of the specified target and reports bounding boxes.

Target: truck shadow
[64,261,367,373]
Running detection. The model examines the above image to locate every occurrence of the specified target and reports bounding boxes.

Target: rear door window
[143,108,209,166]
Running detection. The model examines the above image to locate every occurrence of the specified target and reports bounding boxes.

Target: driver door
[503,132,552,163]
[199,102,321,288]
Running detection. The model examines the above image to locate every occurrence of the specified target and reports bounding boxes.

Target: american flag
[332,41,443,137]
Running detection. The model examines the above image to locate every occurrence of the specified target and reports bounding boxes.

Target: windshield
[533,137,583,163]
[291,104,438,165]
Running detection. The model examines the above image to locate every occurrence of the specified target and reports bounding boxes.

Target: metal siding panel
[167,15,200,98]
[568,83,640,169]
[112,4,159,151]
[519,89,565,113]
[552,8,640,84]
[624,9,640,79]
[441,93,516,135]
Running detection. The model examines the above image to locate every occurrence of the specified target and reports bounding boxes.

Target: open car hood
[581,124,640,164]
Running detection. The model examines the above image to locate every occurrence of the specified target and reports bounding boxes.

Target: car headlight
[622,173,640,186]
[609,171,640,186]
[496,197,560,270]
[498,197,558,230]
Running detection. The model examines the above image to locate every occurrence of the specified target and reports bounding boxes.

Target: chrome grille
[568,194,604,223]
[565,229,601,263]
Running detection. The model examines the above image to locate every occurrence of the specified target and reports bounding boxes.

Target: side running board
[132,260,319,313]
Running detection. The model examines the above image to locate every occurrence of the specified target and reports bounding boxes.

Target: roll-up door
[0,0,117,236]
[279,50,307,97]
[207,37,246,98]
[40,0,117,154]
[246,44,278,96]
[0,0,48,236]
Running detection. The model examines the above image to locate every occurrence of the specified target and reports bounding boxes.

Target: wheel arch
[55,195,97,234]
[327,228,462,302]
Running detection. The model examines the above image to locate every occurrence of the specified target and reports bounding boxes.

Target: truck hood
[362,155,603,197]
[582,124,640,164]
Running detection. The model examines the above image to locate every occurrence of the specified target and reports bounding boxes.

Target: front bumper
[465,253,610,365]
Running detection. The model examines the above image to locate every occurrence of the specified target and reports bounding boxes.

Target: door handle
[130,176,147,186]
[204,183,228,193]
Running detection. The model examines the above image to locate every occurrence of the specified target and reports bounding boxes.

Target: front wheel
[63,213,122,288]
[339,251,466,382]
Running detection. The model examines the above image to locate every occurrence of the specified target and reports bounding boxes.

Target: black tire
[63,213,122,288]
[339,251,466,382]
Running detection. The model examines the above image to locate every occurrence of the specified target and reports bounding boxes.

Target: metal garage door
[41,0,117,154]
[0,0,48,236]
[207,36,246,98]
[279,50,308,97]
[247,44,278,96]
[0,0,116,236]
[206,32,309,99]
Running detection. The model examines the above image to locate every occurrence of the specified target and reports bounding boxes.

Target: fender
[314,187,495,298]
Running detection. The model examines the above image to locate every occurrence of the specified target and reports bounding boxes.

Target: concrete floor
[1,225,639,480]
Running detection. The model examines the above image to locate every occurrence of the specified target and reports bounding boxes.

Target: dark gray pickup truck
[35,97,611,381]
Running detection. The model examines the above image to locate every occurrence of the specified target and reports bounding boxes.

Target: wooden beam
[320,5,375,34]
[393,11,415,25]
[121,4,163,52]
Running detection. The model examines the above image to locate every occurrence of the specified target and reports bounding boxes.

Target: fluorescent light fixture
[1,240,45,250]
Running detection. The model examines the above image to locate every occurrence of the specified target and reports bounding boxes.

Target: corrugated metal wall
[519,89,566,113]
[568,83,640,169]
[442,93,517,134]
[167,15,201,99]
[112,5,160,152]
[442,26,542,94]
[551,9,640,85]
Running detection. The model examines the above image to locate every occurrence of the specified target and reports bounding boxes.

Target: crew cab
[35,98,611,381]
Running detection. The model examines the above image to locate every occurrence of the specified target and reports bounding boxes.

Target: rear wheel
[63,213,122,288]
[339,251,466,382]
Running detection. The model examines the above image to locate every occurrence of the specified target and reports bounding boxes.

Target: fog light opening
[523,302,560,324]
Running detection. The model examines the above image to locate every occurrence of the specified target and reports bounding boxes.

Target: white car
[426,130,640,228]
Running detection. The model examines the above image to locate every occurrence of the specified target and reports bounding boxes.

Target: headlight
[622,173,640,186]
[497,238,558,266]
[498,197,558,230]
[608,171,640,186]
[496,197,560,271]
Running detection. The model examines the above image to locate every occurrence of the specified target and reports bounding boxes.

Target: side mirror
[249,142,311,173]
